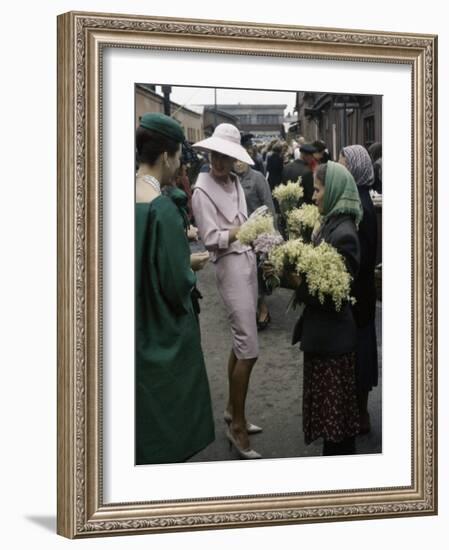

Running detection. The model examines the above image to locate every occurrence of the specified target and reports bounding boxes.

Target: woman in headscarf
[192,123,262,460]
[339,145,379,434]
[135,113,214,465]
[272,161,362,455]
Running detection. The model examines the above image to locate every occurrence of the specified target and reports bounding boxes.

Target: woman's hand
[284,271,302,289]
[262,261,277,279]
[190,251,210,271]
[187,225,199,241]
[248,205,269,220]
[263,261,301,289]
[228,227,240,243]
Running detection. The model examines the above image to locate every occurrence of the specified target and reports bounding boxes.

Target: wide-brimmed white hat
[193,123,254,165]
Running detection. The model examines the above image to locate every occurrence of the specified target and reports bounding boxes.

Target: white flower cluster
[272,178,304,212]
[287,204,321,238]
[236,214,276,246]
[268,239,353,311]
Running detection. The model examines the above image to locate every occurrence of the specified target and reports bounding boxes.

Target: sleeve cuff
[218,230,230,249]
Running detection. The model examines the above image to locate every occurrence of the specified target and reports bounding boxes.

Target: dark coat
[239,167,276,217]
[352,187,378,327]
[253,153,266,176]
[372,158,382,194]
[281,159,314,204]
[292,214,361,355]
[266,152,284,190]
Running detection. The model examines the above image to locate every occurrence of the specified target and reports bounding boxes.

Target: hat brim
[300,146,317,154]
[193,136,255,165]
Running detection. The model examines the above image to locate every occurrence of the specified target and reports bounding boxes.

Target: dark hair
[136,127,180,167]
[272,142,283,154]
[312,140,326,152]
[368,142,382,162]
[315,163,328,184]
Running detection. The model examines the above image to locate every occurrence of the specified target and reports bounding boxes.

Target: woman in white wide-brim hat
[192,123,262,459]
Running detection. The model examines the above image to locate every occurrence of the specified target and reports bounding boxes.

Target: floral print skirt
[303,352,360,444]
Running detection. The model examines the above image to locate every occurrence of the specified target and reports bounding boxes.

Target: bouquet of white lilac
[268,238,353,311]
[272,178,304,214]
[287,204,321,242]
[268,238,305,276]
[236,213,276,246]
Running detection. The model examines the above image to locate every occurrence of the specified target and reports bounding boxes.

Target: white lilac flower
[272,178,304,213]
[268,239,353,311]
[236,214,276,246]
[287,204,321,238]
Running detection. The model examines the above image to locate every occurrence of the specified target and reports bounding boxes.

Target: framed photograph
[57,11,437,538]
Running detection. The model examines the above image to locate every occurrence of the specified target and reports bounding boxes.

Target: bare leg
[229,355,257,450]
[225,349,238,416]
[257,297,269,323]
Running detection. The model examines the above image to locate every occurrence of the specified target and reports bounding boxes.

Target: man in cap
[281,143,317,204]
[241,133,266,175]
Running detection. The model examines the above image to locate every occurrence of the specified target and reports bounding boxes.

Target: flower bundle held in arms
[272,178,304,214]
[268,239,354,311]
[287,204,321,241]
[236,213,276,246]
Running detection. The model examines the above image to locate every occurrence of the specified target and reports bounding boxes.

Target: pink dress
[192,172,259,360]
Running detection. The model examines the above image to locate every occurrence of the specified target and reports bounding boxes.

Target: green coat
[135,194,214,464]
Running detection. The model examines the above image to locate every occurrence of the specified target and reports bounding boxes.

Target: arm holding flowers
[192,188,240,251]
[263,261,302,290]
[296,217,360,310]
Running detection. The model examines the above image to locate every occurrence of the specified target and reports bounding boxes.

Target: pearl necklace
[137,174,161,194]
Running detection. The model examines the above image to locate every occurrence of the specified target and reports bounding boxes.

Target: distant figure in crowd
[368,142,382,194]
[313,139,332,164]
[282,141,291,165]
[241,133,266,175]
[339,145,379,434]
[192,123,263,460]
[293,136,305,160]
[135,113,214,465]
[281,143,317,204]
[233,156,276,331]
[175,161,194,223]
[266,140,284,191]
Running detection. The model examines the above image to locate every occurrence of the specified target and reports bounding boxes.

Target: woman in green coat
[135,113,214,465]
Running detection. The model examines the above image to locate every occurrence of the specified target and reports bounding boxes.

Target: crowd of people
[135,112,382,464]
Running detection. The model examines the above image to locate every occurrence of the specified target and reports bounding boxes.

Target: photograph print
[134,83,383,466]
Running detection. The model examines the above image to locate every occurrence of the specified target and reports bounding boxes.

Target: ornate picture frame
[57,11,437,538]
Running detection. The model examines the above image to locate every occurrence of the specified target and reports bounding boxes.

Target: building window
[364,115,375,148]
[237,114,251,125]
[256,114,279,125]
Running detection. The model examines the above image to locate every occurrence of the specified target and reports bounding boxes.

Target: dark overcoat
[292,214,360,355]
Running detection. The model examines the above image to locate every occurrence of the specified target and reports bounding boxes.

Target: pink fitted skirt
[215,251,258,359]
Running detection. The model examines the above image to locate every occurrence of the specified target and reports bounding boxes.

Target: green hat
[139,112,185,143]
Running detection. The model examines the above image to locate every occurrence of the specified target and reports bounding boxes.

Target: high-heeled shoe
[257,311,271,331]
[225,428,262,459]
[223,410,263,434]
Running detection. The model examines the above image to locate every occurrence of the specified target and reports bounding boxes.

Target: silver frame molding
[57,11,438,538]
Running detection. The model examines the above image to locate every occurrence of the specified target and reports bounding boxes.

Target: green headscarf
[322,161,363,225]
